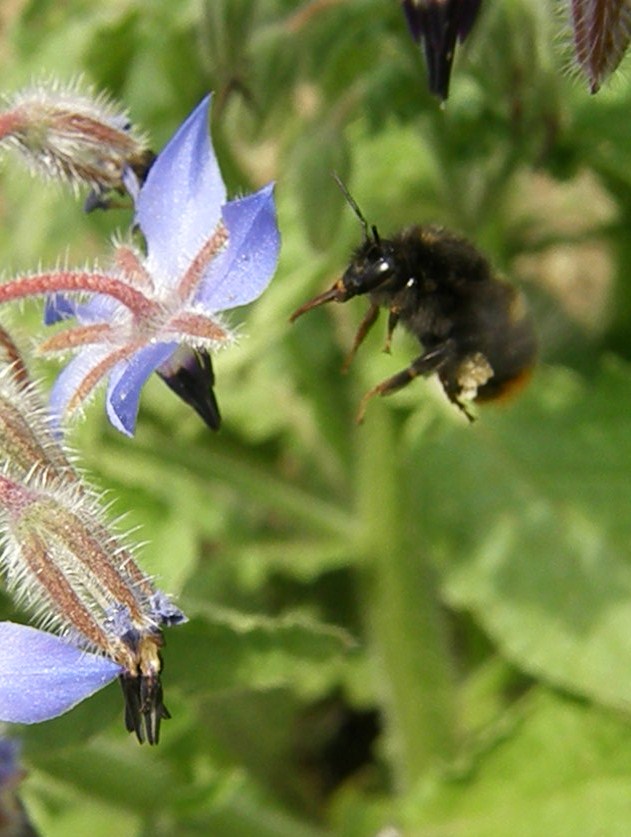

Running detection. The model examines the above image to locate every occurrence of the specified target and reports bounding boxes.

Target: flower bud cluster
[401,1,631,98]
[0,328,184,743]
[0,78,279,745]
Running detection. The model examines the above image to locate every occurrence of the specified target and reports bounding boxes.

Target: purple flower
[0,95,280,435]
[0,736,21,786]
[0,733,41,835]
[0,622,121,724]
[0,454,187,743]
[402,0,483,100]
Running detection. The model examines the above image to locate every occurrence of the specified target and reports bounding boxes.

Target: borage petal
[49,345,115,427]
[106,342,177,436]
[136,95,226,282]
[45,293,118,327]
[45,294,78,325]
[0,622,121,724]
[197,183,280,311]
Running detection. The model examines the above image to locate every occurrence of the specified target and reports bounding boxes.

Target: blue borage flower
[46,93,280,435]
[0,329,185,743]
[0,95,280,435]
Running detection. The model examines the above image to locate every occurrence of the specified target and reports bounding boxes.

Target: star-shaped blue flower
[42,95,280,435]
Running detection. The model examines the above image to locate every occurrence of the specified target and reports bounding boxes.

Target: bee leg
[456,399,476,422]
[383,307,400,353]
[356,340,455,423]
[342,303,380,372]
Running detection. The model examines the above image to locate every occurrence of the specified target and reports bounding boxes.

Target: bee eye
[352,254,395,292]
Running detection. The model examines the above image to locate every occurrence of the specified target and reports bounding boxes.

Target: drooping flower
[0,329,185,743]
[0,79,153,196]
[569,0,631,92]
[401,0,483,100]
[156,346,222,430]
[0,734,41,836]
[0,95,280,435]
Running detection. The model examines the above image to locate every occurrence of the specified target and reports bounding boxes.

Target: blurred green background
[2,0,631,834]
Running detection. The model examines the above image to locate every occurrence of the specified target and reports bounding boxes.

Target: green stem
[357,402,459,791]
[108,431,356,540]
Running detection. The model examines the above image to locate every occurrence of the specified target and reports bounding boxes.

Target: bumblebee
[291,183,536,421]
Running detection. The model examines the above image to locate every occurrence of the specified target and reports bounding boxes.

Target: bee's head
[290,177,393,321]
[342,236,398,295]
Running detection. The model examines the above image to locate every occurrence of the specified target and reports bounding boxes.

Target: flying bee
[290,180,537,422]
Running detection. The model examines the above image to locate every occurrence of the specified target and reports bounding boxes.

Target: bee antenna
[332,173,376,244]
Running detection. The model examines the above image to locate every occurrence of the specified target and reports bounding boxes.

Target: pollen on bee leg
[455,352,494,403]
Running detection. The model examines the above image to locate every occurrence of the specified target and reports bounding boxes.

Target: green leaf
[403,689,631,837]
[290,123,351,252]
[167,610,356,697]
[31,740,178,814]
[408,360,631,709]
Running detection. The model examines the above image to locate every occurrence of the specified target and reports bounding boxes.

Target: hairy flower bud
[570,0,631,92]
[0,329,185,743]
[402,0,483,100]
[0,80,152,193]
